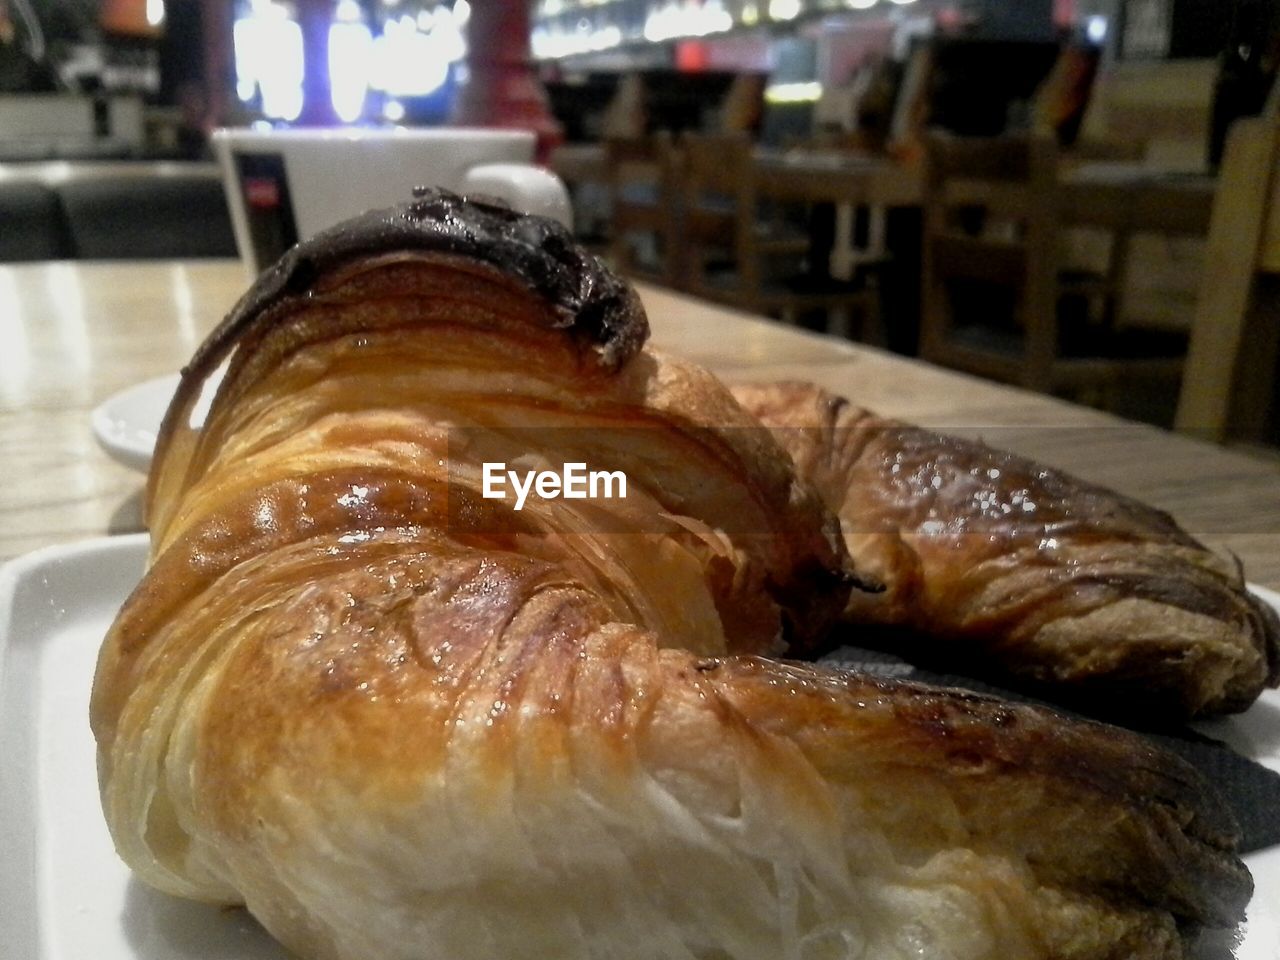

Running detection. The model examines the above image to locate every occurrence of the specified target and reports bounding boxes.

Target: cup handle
[459,163,573,229]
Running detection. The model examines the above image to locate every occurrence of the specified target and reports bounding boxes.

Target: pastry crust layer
[93,194,1252,960]
[732,380,1280,718]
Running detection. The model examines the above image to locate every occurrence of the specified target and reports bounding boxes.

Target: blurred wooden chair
[678,132,879,336]
[603,134,681,287]
[1176,117,1280,445]
[920,132,1184,397]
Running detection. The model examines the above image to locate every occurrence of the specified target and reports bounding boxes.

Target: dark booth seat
[57,176,237,260]
[0,181,74,261]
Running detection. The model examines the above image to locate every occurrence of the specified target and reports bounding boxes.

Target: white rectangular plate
[2,535,1278,959]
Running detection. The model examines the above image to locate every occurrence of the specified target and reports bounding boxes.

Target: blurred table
[550,143,1216,233]
[752,149,922,207]
[1057,164,1217,234]
[752,150,1217,232]
[1,259,1277,589]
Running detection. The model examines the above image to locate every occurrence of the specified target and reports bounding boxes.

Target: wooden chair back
[678,132,758,295]
[603,133,680,286]
[920,131,1063,386]
[1176,117,1280,444]
[677,132,878,335]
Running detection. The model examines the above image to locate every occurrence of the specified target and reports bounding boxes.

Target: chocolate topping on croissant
[94,194,1254,960]
[153,188,647,505]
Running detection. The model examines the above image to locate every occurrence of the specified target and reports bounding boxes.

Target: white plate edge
[2,535,1279,956]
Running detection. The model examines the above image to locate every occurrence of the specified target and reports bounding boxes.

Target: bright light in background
[643,1,679,42]
[234,0,304,121]
[433,8,467,62]
[1086,15,1108,43]
[702,0,733,33]
[764,81,823,103]
[768,0,802,21]
[845,0,878,9]
[370,12,455,97]
[237,0,470,122]
[383,99,405,121]
[146,0,165,27]
[533,23,622,57]
[888,0,917,5]
[637,0,732,44]
[330,0,372,122]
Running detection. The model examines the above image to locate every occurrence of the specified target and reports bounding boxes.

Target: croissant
[92,191,1250,960]
[732,381,1280,719]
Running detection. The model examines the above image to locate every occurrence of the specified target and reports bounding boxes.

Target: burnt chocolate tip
[151,188,649,502]
[229,187,648,370]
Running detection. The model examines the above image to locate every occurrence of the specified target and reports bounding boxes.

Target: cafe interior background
[1,0,1278,448]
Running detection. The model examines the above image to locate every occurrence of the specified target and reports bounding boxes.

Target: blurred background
[2,0,1278,444]
[0,1,1261,160]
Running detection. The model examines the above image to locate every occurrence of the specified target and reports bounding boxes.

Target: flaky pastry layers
[732,381,1280,719]
[93,192,1249,960]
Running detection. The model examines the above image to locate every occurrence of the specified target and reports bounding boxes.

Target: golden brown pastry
[93,192,1250,960]
[732,381,1280,719]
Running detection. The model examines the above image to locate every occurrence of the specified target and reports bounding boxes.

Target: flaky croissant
[732,381,1280,719]
[93,191,1250,960]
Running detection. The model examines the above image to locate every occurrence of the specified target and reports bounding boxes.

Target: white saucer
[91,369,223,472]
[90,375,181,472]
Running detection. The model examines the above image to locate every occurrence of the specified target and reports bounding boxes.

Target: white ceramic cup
[211,127,572,273]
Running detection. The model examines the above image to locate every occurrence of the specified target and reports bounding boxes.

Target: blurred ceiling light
[768,0,801,21]
[1086,15,1108,43]
[888,0,918,4]
[234,0,304,121]
[764,81,822,103]
[383,99,406,121]
[532,22,621,57]
[146,0,165,28]
[434,10,468,61]
[845,0,877,8]
[330,0,372,122]
[453,0,471,26]
[741,1,759,25]
[701,0,733,34]
[369,14,450,96]
[630,0,733,46]
[643,1,680,42]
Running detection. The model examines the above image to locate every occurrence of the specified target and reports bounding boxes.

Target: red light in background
[676,41,709,71]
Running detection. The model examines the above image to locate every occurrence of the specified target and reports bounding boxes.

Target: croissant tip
[151,189,650,476]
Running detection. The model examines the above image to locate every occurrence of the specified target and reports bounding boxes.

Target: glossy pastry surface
[93,191,1251,960]
[733,380,1280,718]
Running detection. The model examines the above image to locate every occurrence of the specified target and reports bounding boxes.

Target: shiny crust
[93,196,1251,960]
[732,380,1280,718]
[150,188,648,517]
